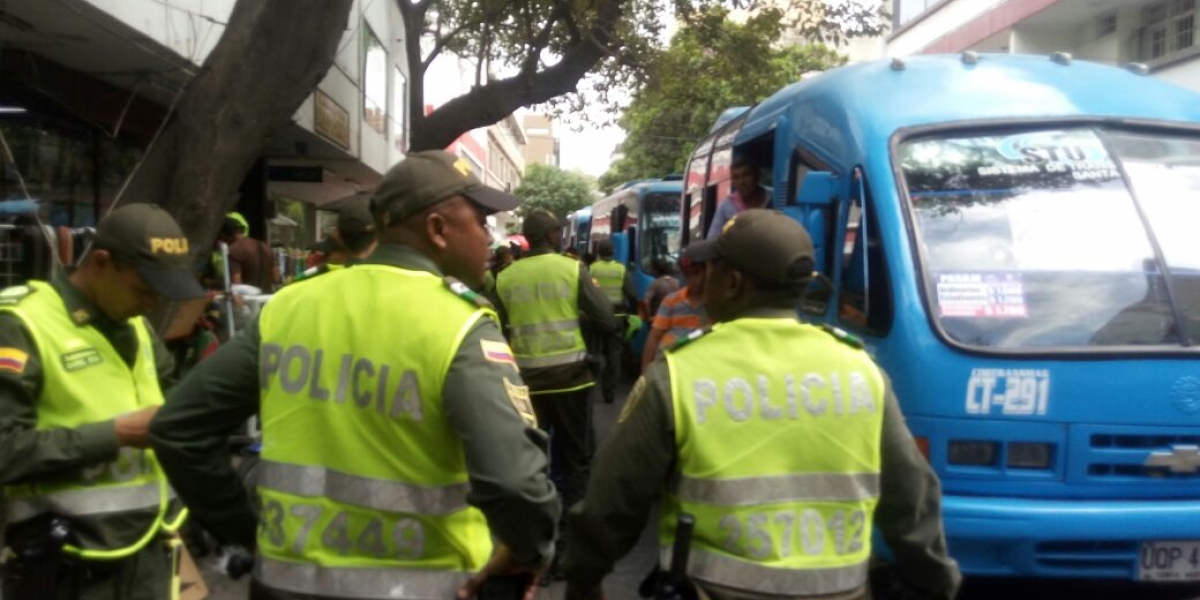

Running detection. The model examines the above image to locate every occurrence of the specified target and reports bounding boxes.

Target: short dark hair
[340,229,376,254]
[731,155,756,172]
[596,240,614,258]
[219,217,244,237]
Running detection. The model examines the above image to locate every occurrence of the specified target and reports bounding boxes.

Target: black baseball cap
[372,150,520,225]
[92,204,207,301]
[522,209,561,239]
[337,197,375,236]
[686,209,815,286]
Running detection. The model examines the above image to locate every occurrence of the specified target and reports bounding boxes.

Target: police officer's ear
[424,210,451,250]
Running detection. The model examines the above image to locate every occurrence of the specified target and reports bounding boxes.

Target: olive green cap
[92,204,206,300]
[521,209,561,239]
[372,150,520,225]
[337,196,375,235]
[685,209,814,286]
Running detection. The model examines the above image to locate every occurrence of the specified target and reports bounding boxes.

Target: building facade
[888,0,1200,93]
[523,114,561,168]
[1,0,412,252]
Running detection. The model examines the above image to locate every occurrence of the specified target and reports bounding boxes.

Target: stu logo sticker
[966,368,1050,416]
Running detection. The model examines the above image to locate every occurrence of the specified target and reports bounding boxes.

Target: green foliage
[598,8,846,193]
[514,164,596,220]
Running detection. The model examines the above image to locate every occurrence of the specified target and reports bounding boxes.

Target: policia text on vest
[259,343,424,419]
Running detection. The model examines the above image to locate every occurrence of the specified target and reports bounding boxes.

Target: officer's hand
[456,543,544,600]
[114,406,160,448]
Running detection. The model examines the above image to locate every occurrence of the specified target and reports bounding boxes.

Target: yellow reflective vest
[256,265,493,599]
[495,253,589,382]
[590,259,626,308]
[662,317,885,597]
[0,281,171,553]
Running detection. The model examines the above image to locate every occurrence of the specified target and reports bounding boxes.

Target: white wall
[1154,58,1200,94]
[87,0,412,176]
[888,0,1008,57]
[83,0,234,64]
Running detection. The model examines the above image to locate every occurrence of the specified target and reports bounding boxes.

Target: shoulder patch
[667,326,712,353]
[0,285,34,306]
[0,348,29,374]
[503,377,537,427]
[444,276,493,308]
[480,339,517,368]
[820,323,864,349]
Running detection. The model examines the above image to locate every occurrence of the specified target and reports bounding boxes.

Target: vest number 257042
[718,508,866,559]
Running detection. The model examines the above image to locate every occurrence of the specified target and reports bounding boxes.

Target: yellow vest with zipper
[255,265,493,599]
[0,281,169,552]
[662,318,885,597]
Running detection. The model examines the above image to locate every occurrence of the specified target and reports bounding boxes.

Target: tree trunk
[120,0,352,282]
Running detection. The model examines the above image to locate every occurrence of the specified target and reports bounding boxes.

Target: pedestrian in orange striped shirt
[641,251,707,371]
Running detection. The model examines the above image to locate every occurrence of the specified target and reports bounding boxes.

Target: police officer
[494,209,615,580]
[589,240,636,404]
[0,204,205,600]
[564,210,961,600]
[299,197,378,279]
[149,151,561,600]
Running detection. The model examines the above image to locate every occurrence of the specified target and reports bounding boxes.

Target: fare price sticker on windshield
[936,273,1027,318]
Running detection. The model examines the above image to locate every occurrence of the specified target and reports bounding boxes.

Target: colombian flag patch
[480,340,516,366]
[0,348,29,374]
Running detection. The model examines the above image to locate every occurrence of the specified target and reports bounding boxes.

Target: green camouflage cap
[685,209,814,286]
[372,150,520,226]
[92,204,206,300]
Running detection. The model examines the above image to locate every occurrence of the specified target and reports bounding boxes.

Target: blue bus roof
[571,207,592,219]
[737,54,1200,165]
[711,107,751,133]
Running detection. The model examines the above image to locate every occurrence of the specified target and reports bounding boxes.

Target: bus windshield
[899,127,1200,351]
[640,192,682,272]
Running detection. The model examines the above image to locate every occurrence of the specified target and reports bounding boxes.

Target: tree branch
[411,0,624,150]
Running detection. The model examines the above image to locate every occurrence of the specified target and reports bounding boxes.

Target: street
[202,386,1200,600]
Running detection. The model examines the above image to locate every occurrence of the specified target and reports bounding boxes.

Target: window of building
[894,0,941,28]
[391,67,407,152]
[1097,11,1117,38]
[362,23,388,134]
[1141,0,1197,61]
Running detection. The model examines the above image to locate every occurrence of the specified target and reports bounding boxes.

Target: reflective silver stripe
[515,350,589,369]
[5,482,164,523]
[661,548,868,597]
[257,460,469,516]
[510,318,580,337]
[256,556,469,599]
[676,473,879,506]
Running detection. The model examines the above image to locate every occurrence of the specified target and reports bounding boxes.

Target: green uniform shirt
[0,272,176,548]
[149,244,561,566]
[565,307,962,600]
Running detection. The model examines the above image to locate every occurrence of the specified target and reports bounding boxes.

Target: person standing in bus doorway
[495,209,616,581]
[706,155,774,239]
[0,204,206,600]
[565,210,961,600]
[590,239,637,404]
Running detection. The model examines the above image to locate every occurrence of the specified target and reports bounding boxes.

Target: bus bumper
[939,494,1200,579]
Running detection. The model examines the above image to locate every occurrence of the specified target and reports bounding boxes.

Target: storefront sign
[314,90,350,150]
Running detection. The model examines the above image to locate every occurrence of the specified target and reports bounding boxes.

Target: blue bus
[563,207,592,258]
[590,176,683,358]
[681,54,1200,583]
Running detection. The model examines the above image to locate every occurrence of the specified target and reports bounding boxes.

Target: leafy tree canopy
[598,7,847,192]
[513,164,597,222]
[411,0,886,150]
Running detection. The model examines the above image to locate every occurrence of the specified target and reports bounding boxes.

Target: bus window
[900,127,1198,349]
[838,178,892,336]
[640,192,682,272]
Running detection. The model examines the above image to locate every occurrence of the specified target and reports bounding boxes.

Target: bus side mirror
[797,172,835,206]
[799,273,834,316]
